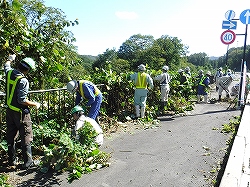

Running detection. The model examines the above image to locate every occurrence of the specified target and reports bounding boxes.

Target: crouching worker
[71,106,103,147]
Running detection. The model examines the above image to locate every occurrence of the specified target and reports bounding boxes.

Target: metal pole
[225,44,229,74]
[238,24,248,108]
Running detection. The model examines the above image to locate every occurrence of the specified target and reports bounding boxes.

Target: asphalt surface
[11,91,241,187]
[7,75,242,187]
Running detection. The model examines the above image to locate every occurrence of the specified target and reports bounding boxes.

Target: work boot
[135,105,140,119]
[197,95,201,103]
[218,95,222,101]
[22,145,34,169]
[140,107,145,118]
[8,144,17,166]
[204,95,208,103]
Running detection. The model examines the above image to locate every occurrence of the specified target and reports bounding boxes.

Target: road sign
[222,20,237,29]
[240,9,250,24]
[220,30,236,45]
[225,10,235,20]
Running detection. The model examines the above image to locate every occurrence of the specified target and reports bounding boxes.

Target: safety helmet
[162,65,169,71]
[219,67,222,71]
[138,64,146,71]
[206,71,211,76]
[178,69,184,73]
[67,80,78,94]
[71,105,84,115]
[20,57,36,70]
[185,66,190,72]
[198,69,204,75]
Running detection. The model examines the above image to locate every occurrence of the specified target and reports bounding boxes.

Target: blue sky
[44,0,250,57]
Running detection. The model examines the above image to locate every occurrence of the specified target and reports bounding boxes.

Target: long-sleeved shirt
[75,81,99,106]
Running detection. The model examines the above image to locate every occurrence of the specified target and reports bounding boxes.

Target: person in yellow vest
[130,64,154,119]
[67,80,102,120]
[4,54,40,169]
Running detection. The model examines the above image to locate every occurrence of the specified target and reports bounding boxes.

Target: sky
[44,0,250,57]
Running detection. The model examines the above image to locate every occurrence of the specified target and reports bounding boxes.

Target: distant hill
[209,56,219,60]
[80,55,97,61]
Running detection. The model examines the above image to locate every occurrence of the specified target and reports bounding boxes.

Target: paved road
[14,102,240,187]
[13,76,242,187]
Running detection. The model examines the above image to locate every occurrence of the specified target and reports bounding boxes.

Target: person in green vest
[4,54,40,169]
[197,71,211,103]
[130,64,154,119]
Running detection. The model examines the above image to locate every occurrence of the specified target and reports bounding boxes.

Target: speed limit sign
[220,30,236,45]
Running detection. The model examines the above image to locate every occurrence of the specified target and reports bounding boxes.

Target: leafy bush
[39,122,110,183]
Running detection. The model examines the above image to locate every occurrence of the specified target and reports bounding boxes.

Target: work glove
[8,54,16,62]
[34,102,41,109]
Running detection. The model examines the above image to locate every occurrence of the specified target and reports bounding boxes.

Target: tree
[0,0,80,89]
[187,52,209,67]
[117,34,154,69]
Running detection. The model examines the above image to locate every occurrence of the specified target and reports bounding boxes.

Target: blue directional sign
[222,20,237,29]
[225,10,235,20]
[240,9,250,24]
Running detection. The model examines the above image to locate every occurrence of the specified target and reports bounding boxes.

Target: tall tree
[0,0,80,89]
[117,34,154,69]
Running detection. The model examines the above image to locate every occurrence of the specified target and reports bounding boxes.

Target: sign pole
[238,24,248,108]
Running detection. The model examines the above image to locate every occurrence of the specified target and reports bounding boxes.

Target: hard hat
[178,69,184,73]
[138,64,146,71]
[198,69,204,74]
[219,67,222,71]
[71,105,84,115]
[21,57,36,70]
[162,65,169,71]
[206,71,211,76]
[185,67,190,71]
[67,80,77,94]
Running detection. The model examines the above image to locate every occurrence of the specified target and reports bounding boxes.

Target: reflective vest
[79,80,100,99]
[199,76,206,87]
[135,72,147,89]
[6,70,24,112]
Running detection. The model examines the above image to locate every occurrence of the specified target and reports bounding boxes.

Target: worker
[4,54,40,169]
[154,65,171,113]
[214,67,223,91]
[178,69,188,85]
[197,71,211,103]
[130,64,154,119]
[71,106,103,146]
[218,69,234,101]
[184,66,191,78]
[67,80,102,120]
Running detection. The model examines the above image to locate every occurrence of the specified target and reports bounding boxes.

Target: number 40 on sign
[220,30,236,45]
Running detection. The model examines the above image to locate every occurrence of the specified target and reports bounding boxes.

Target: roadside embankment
[220,94,250,187]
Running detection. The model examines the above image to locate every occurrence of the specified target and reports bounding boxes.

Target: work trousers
[6,108,33,147]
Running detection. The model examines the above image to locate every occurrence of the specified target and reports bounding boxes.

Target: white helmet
[206,71,211,76]
[162,65,169,71]
[178,69,184,73]
[138,64,146,71]
[67,80,77,94]
[185,66,190,72]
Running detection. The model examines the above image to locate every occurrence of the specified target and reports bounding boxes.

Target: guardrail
[0,87,74,126]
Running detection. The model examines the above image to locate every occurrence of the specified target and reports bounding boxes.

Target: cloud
[115,11,138,20]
